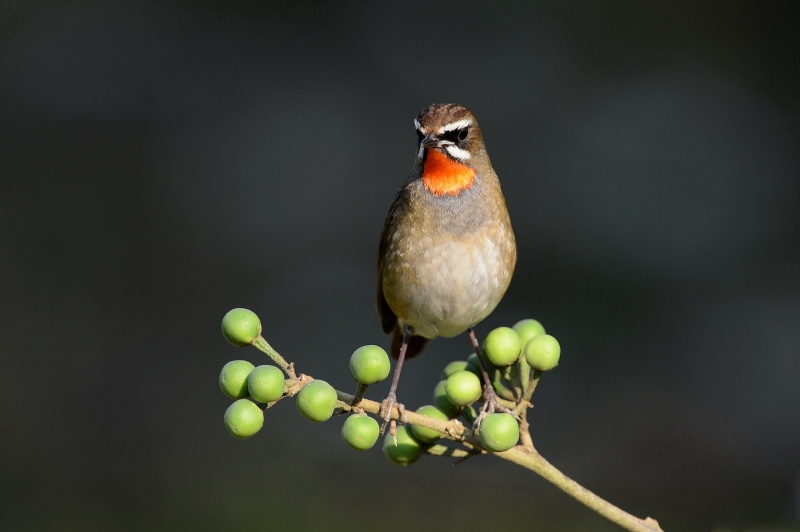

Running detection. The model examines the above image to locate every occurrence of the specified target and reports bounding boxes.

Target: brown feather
[376,188,405,334]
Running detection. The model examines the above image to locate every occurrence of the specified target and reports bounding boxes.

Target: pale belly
[382,229,514,339]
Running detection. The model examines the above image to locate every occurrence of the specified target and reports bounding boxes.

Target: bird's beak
[420,134,445,149]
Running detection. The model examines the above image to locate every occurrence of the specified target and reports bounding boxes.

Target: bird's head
[413,103,486,197]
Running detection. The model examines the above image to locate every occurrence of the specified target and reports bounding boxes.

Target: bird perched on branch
[376,103,517,432]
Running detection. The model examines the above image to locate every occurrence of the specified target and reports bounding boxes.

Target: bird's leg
[380,325,411,438]
[468,328,517,429]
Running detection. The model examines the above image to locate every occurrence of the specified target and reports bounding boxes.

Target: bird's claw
[380,395,407,435]
[473,385,519,430]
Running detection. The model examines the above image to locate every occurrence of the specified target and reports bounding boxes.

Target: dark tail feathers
[390,326,429,360]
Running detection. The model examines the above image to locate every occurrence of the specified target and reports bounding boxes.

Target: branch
[272,381,662,532]
[498,447,663,532]
[246,333,663,532]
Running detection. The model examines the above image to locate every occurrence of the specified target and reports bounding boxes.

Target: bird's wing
[376,188,405,335]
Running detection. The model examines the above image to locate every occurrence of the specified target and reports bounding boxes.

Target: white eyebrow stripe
[414,118,421,130]
[445,145,471,160]
[440,119,473,133]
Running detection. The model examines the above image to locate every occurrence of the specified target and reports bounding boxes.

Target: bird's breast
[381,196,516,339]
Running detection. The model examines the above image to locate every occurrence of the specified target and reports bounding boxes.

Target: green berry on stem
[512,319,546,347]
[224,399,264,439]
[410,405,448,443]
[296,380,338,423]
[441,360,469,380]
[221,308,262,347]
[341,414,380,451]
[247,365,285,403]
[219,360,255,399]
[433,380,462,418]
[479,413,519,452]
[382,425,423,466]
[524,334,561,371]
[349,345,391,384]
[482,327,522,366]
[445,370,482,406]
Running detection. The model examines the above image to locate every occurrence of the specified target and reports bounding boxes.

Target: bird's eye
[458,129,468,141]
[416,129,424,142]
[441,130,459,143]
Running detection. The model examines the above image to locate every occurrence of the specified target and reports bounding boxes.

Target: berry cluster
[217,308,561,466]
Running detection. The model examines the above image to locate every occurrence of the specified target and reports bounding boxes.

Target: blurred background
[1,1,799,531]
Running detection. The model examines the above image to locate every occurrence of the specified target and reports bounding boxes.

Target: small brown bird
[376,103,517,430]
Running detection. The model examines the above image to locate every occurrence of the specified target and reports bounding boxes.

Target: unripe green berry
[445,371,482,406]
[341,414,380,451]
[410,405,448,443]
[524,334,561,371]
[224,399,264,439]
[513,319,546,347]
[296,380,338,423]
[479,413,519,452]
[433,380,462,418]
[247,365,285,403]
[482,327,522,366]
[349,345,391,384]
[382,425,422,466]
[219,360,255,399]
[221,308,262,346]
[441,360,469,381]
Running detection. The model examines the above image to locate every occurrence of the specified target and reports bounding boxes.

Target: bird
[376,103,517,432]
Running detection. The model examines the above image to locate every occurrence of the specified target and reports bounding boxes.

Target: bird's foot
[473,385,519,431]
[380,393,408,439]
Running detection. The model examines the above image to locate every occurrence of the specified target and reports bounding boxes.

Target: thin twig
[252,336,296,379]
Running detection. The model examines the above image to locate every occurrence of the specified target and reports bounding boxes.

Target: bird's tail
[390,325,429,360]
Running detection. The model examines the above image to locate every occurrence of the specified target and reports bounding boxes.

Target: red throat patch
[421,149,476,197]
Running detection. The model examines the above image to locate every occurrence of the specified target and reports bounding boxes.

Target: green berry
[219,360,255,399]
[221,308,262,346]
[296,380,338,423]
[382,425,422,466]
[349,345,391,384]
[482,327,522,366]
[479,413,519,452]
[524,334,561,371]
[441,360,469,381]
[341,414,380,451]
[513,319,546,347]
[445,371,482,406]
[224,399,264,439]
[433,380,462,418]
[410,405,448,443]
[247,365,285,403]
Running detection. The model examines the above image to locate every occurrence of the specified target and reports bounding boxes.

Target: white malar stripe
[440,119,473,133]
[418,145,425,159]
[445,145,471,160]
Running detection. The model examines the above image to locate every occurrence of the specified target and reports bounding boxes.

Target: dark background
[2,1,799,531]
